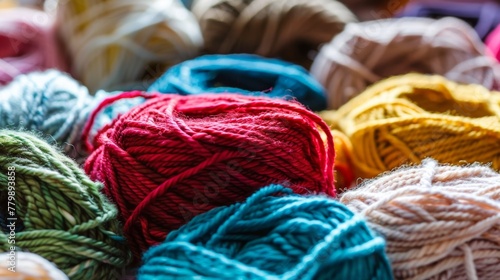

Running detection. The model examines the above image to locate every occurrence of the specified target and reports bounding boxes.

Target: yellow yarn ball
[57,0,203,92]
[0,252,68,280]
[323,73,500,180]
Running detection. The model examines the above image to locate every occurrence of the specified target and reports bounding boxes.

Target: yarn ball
[0,8,67,85]
[341,159,500,279]
[138,185,392,280]
[84,93,335,260]
[311,17,500,109]
[396,0,500,40]
[486,24,500,62]
[322,73,500,181]
[0,130,131,279]
[0,70,97,162]
[57,0,203,92]
[0,252,68,280]
[191,0,357,69]
[148,54,327,111]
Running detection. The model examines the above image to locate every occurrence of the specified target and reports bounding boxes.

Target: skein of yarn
[322,73,500,180]
[486,24,500,62]
[0,130,131,280]
[148,54,327,111]
[84,93,335,260]
[341,159,500,280]
[191,0,357,69]
[0,252,68,280]
[0,8,67,85]
[0,70,97,162]
[138,185,392,280]
[396,0,500,40]
[57,0,203,92]
[311,17,500,109]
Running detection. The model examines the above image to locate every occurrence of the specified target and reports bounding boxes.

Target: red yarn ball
[84,92,335,260]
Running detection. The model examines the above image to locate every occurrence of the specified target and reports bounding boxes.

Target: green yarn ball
[0,130,131,280]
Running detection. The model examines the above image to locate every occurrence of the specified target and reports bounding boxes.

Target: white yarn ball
[57,0,203,92]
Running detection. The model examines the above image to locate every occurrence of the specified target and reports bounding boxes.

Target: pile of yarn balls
[1,0,500,279]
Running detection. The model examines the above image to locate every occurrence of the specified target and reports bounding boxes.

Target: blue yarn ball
[147,54,328,111]
[138,185,392,280]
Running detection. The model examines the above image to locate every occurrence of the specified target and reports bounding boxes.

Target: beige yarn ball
[192,0,357,69]
[311,17,500,109]
[341,159,500,280]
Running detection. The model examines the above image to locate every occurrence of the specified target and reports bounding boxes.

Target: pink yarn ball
[486,24,500,62]
[0,8,67,85]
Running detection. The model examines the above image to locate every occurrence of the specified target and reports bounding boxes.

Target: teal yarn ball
[147,54,328,111]
[138,185,392,280]
[0,130,131,280]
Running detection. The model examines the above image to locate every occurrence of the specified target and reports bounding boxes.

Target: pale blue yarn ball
[0,70,145,163]
[0,70,95,161]
[138,185,393,280]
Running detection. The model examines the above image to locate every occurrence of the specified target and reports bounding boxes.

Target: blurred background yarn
[0,7,67,85]
[138,185,393,280]
[56,0,203,93]
[0,252,68,280]
[320,73,500,187]
[341,159,500,280]
[0,0,17,9]
[191,0,357,69]
[0,130,131,280]
[84,93,335,260]
[311,17,500,109]
[486,24,500,62]
[396,0,500,40]
[148,54,327,111]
